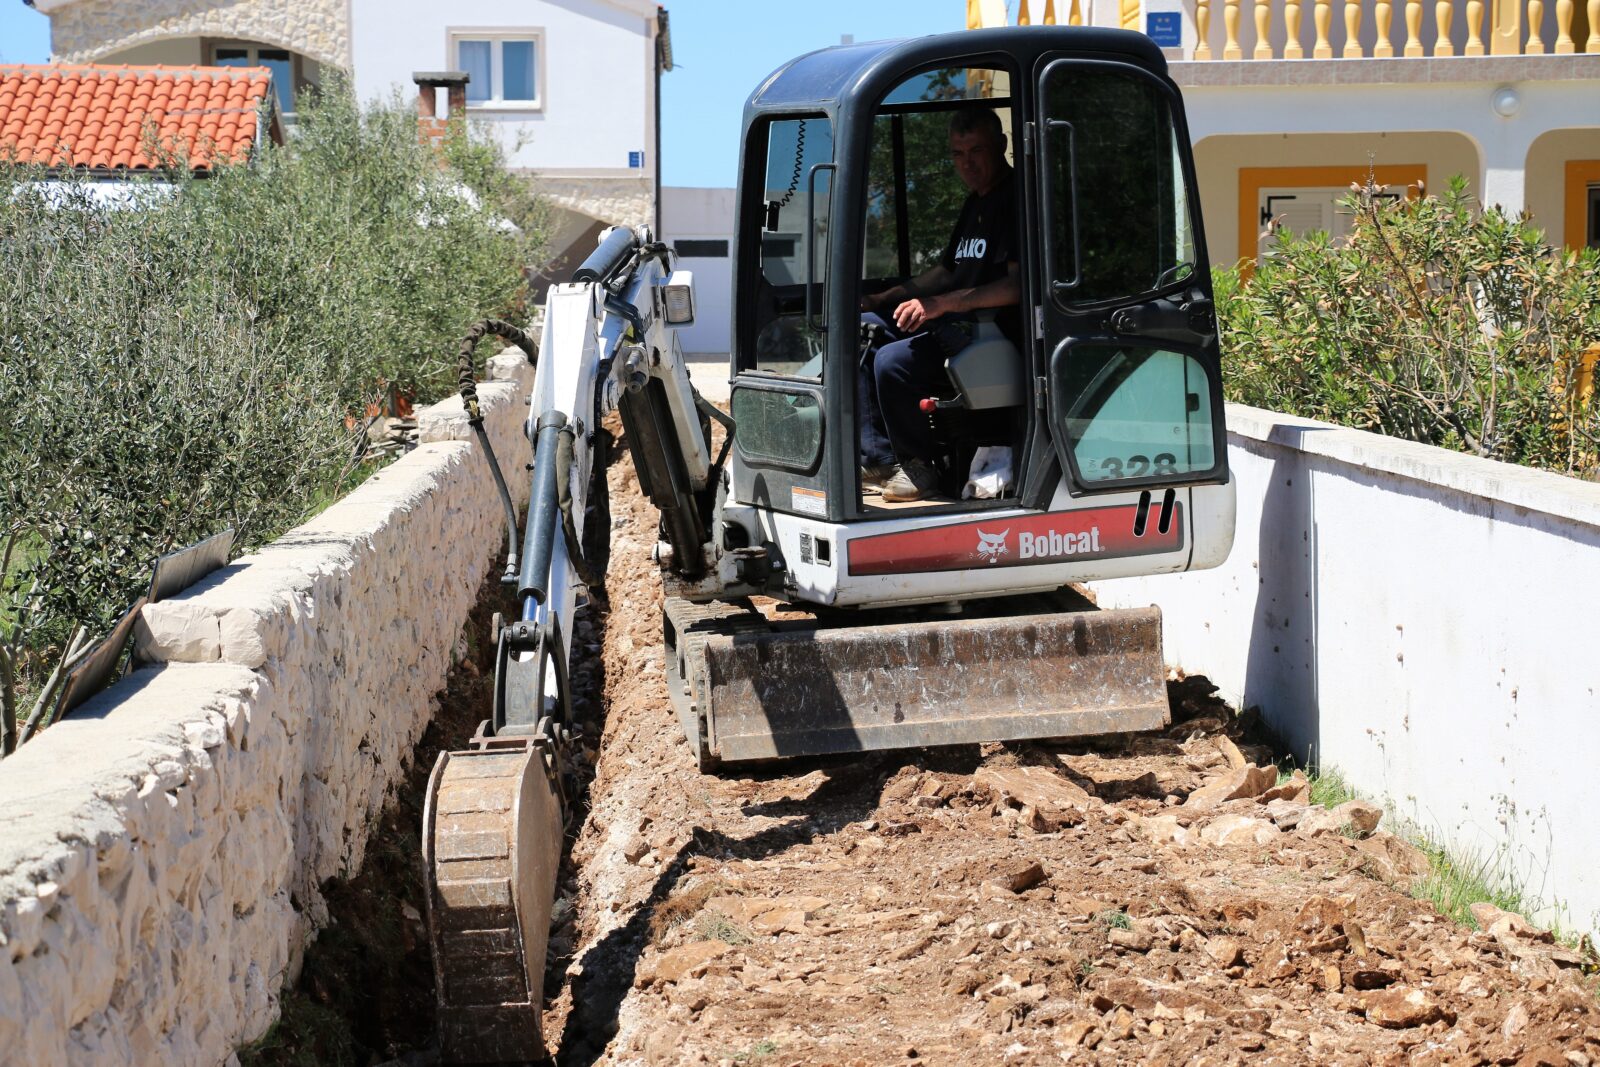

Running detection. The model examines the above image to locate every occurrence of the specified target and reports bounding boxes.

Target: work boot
[860,463,897,492]
[881,459,941,502]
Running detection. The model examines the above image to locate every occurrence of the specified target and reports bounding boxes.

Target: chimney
[412,71,470,148]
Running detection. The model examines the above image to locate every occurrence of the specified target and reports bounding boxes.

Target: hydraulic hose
[457,319,538,584]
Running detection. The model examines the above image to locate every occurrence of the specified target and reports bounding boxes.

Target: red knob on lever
[919,397,937,413]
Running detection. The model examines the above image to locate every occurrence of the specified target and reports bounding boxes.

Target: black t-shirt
[939,170,1020,340]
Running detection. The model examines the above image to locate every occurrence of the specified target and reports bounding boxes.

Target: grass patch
[649,877,737,945]
[1307,767,1358,810]
[1409,838,1529,929]
[732,1039,779,1063]
[1094,909,1132,930]
[1296,765,1561,937]
[693,909,752,946]
[239,996,357,1067]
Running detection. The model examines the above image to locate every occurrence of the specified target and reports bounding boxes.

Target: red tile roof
[0,64,276,173]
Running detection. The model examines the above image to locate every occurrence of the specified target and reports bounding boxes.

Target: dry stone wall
[46,0,350,68]
[0,353,533,1064]
[537,175,655,230]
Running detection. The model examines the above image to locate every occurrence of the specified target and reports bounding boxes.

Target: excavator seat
[945,316,1026,411]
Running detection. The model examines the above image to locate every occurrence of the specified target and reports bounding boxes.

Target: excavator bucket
[423,732,564,1064]
[664,593,1170,768]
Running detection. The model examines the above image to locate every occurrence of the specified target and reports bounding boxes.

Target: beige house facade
[976,0,1599,266]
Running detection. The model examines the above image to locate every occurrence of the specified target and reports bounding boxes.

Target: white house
[27,0,672,273]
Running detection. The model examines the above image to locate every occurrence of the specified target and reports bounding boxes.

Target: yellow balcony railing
[1193,0,1599,58]
[969,0,1600,58]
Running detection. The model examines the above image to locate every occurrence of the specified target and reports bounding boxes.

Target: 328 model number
[1098,453,1179,479]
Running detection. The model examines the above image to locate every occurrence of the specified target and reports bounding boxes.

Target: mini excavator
[423,27,1235,1063]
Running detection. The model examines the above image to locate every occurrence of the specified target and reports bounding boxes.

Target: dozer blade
[665,596,1169,767]
[424,733,563,1064]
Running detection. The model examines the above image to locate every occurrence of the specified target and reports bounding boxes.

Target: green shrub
[1217,177,1600,476]
[0,80,542,753]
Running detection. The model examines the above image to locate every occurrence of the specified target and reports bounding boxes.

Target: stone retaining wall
[0,353,533,1064]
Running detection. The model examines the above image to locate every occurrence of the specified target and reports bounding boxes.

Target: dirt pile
[545,445,1600,1066]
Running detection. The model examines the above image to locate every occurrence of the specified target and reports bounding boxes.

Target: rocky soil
[542,442,1600,1067]
[255,434,1600,1067]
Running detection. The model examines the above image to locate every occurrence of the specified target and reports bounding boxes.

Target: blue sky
[0,3,51,65]
[0,0,957,187]
[660,1,960,187]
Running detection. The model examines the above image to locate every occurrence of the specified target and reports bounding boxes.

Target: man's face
[949,127,1005,196]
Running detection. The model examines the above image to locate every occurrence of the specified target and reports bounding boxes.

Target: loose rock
[1300,799,1383,837]
[1183,764,1279,810]
[1363,986,1449,1029]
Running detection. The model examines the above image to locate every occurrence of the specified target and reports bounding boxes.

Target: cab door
[1031,58,1227,497]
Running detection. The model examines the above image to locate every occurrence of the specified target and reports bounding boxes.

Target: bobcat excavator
[423,26,1234,1063]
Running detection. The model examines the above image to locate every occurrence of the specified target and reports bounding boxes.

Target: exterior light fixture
[1491,86,1521,118]
[658,270,696,325]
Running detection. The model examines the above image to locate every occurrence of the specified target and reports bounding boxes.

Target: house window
[453,33,541,108]
[1238,165,1425,270]
[1257,186,1398,260]
[673,239,729,258]
[1563,162,1600,250]
[212,44,295,118]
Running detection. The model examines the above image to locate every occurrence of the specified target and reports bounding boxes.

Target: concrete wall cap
[1226,403,1600,529]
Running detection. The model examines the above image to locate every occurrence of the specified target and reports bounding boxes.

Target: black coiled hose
[457,319,538,585]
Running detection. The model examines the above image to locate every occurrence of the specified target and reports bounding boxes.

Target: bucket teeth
[664,592,1170,768]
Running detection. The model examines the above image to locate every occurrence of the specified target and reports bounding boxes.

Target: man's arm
[861,262,955,313]
[890,262,1021,333]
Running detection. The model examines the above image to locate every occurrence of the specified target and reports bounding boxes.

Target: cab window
[862,67,1014,286]
[744,115,833,378]
[1040,63,1195,307]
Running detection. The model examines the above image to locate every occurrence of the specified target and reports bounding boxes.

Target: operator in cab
[859,107,1022,503]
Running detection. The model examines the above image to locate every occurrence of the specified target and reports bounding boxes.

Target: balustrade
[1177,0,1595,58]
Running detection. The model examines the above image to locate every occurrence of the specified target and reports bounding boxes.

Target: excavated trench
[252,437,1600,1067]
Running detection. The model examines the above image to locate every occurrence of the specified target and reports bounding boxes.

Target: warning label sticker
[791,486,827,517]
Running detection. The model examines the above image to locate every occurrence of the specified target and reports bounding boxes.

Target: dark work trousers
[857,311,973,468]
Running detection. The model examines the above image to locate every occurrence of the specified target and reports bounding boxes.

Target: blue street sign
[1146,11,1183,45]
[628,150,645,168]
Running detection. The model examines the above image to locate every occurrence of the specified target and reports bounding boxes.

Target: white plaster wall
[0,353,534,1065]
[1091,404,1600,938]
[661,186,736,355]
[349,0,657,174]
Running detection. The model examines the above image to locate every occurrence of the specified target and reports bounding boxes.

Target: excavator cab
[725,27,1228,594]
[662,28,1236,765]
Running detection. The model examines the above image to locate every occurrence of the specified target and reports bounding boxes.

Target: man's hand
[893,293,947,333]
